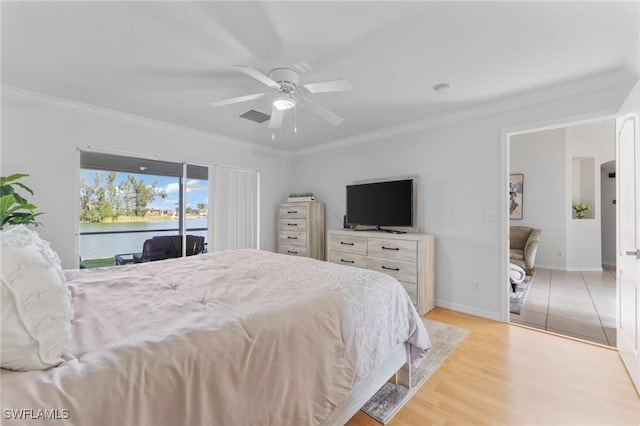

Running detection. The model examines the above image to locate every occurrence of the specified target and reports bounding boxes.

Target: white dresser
[326,229,435,315]
[277,202,325,260]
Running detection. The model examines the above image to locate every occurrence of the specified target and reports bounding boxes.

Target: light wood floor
[346,308,640,426]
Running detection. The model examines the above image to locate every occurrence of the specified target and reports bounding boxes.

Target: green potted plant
[0,173,43,230]
[572,203,591,218]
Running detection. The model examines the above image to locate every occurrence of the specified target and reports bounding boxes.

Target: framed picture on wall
[509,174,524,220]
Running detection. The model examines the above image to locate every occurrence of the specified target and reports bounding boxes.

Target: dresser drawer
[279,218,308,231]
[368,238,417,262]
[367,257,417,284]
[278,244,308,257]
[279,230,306,246]
[400,281,418,306]
[328,234,368,255]
[328,251,368,268]
[326,230,435,315]
[279,205,308,219]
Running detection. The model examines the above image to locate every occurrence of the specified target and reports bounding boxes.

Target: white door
[617,113,640,393]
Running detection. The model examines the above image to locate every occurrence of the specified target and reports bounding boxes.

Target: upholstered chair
[130,235,205,263]
[509,226,542,275]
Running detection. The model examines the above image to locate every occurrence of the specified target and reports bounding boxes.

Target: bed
[1,246,430,425]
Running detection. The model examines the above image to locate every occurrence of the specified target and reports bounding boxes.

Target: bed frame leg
[397,364,412,388]
[396,346,412,388]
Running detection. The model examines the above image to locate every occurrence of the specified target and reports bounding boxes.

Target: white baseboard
[535,264,603,272]
[565,266,604,272]
[436,300,503,322]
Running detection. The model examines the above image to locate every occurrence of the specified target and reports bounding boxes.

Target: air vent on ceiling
[238,109,271,124]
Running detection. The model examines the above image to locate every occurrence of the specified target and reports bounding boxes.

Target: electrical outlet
[557,250,564,257]
[472,281,480,292]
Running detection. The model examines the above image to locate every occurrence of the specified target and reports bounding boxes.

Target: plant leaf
[12,193,28,205]
[18,203,37,210]
[0,174,29,186]
[0,174,42,228]
[0,193,16,212]
[0,185,15,197]
[0,194,16,224]
[12,182,34,196]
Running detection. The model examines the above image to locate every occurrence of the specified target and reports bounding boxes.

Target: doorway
[506,119,617,346]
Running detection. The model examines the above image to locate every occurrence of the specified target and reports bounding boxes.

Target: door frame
[499,112,617,322]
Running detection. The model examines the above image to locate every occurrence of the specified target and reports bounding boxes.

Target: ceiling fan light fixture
[273,97,296,111]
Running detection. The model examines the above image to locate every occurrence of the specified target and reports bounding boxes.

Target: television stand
[326,229,435,315]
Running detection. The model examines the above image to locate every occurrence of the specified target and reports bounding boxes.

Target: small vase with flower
[572,203,591,219]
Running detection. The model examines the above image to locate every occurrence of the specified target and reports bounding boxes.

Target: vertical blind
[208,166,260,251]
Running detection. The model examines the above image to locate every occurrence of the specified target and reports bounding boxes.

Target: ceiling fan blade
[234,65,280,89]
[209,93,265,108]
[300,98,344,125]
[268,105,285,129]
[302,79,351,94]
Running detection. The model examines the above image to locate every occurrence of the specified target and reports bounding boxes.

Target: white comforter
[2,249,430,425]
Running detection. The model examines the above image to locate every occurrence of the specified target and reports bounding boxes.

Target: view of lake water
[80,217,208,259]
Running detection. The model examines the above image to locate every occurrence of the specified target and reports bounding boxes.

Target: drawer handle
[340,242,354,246]
[382,266,400,271]
[287,250,298,254]
[382,246,399,251]
[287,210,298,214]
[341,259,355,264]
[287,223,298,226]
[287,236,298,239]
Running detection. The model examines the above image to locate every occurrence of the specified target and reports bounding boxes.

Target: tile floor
[510,265,616,346]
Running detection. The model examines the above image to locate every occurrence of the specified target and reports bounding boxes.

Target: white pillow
[1,225,73,371]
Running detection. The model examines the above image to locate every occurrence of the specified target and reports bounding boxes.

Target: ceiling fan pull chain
[294,105,298,133]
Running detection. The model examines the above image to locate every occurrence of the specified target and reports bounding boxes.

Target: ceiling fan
[209,66,351,129]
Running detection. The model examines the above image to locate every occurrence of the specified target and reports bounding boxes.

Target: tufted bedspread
[1,249,430,426]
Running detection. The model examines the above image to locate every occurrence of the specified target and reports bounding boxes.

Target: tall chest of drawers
[277,202,325,260]
[326,229,435,315]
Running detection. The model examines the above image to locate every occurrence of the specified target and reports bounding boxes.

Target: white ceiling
[2,1,638,151]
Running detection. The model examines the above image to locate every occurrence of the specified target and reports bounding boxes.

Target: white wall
[291,83,634,320]
[510,128,567,269]
[0,93,293,268]
[565,120,615,270]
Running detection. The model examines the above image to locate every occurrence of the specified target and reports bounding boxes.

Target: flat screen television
[346,178,415,230]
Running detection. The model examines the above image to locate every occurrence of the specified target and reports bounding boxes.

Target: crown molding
[1,86,293,158]
[294,69,638,156]
[3,67,636,160]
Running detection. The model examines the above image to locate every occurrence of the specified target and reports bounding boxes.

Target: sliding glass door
[79,151,208,267]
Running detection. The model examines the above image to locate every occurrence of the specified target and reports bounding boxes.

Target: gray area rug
[510,274,533,315]
[360,318,469,424]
